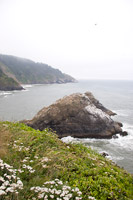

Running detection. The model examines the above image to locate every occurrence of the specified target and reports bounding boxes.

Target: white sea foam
[107,155,124,161]
[62,123,133,147]
[61,123,133,169]
[113,109,129,117]
[61,136,75,143]
[123,123,133,132]
[22,84,33,89]
[0,91,12,97]
[111,123,133,151]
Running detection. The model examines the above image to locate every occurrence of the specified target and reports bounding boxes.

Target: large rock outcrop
[23,92,126,138]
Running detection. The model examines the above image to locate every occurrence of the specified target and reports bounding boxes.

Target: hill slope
[0,121,132,200]
[0,68,23,91]
[0,54,76,90]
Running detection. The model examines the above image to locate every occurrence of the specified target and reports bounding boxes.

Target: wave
[22,84,33,89]
[0,89,25,97]
[123,123,133,132]
[111,123,133,151]
[61,123,133,151]
[61,136,75,143]
[113,109,129,117]
[0,91,12,97]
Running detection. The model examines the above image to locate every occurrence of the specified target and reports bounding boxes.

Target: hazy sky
[0,0,133,80]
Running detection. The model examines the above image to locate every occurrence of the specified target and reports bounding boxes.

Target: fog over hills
[0,54,75,91]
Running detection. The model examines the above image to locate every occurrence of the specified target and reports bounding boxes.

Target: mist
[0,0,133,80]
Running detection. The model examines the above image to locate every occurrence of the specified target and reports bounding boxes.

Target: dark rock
[23,92,126,139]
[0,85,24,91]
[101,152,109,157]
[117,122,123,127]
[112,135,119,139]
[120,131,128,137]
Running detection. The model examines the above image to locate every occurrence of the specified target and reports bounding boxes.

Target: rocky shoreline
[23,92,127,139]
[0,85,24,91]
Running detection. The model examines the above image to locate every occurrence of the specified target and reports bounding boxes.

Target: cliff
[0,68,23,91]
[23,92,127,139]
[0,54,76,91]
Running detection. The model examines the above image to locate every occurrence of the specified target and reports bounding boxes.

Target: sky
[0,0,133,80]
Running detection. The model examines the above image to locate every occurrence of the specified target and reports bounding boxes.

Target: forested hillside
[0,54,75,90]
[0,68,23,91]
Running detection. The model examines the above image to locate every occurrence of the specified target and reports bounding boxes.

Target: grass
[0,121,133,200]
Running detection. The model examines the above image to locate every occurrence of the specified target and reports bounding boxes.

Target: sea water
[0,80,133,173]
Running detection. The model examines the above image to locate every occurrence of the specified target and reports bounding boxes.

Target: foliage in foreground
[0,121,133,200]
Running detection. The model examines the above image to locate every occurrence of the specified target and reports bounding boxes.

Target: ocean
[0,80,133,173]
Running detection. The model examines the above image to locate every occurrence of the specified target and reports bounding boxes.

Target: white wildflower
[0,190,6,195]
[63,186,71,190]
[60,191,66,197]
[34,186,42,192]
[66,193,73,198]
[38,192,45,199]
[30,187,35,191]
[42,164,47,168]
[44,195,48,200]
[3,181,9,186]
[0,186,6,190]
[6,187,14,193]
[22,164,35,173]
[11,175,16,179]
[34,156,38,159]
[22,159,27,163]
[30,179,82,200]
[56,190,61,195]
[63,197,69,200]
[25,147,30,151]
[0,177,4,182]
[55,179,59,181]
[77,191,82,196]
[4,173,7,177]
[57,180,63,185]
[49,188,55,194]
[41,157,50,163]
[50,181,55,184]
[0,159,23,196]
[88,196,96,200]
[74,187,79,192]
[17,169,24,173]
[6,175,12,180]
[17,180,23,189]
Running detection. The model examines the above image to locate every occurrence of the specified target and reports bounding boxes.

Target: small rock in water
[101,152,109,157]
[112,135,119,139]
[120,131,128,137]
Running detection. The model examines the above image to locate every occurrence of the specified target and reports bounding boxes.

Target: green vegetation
[0,68,22,91]
[0,121,133,200]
